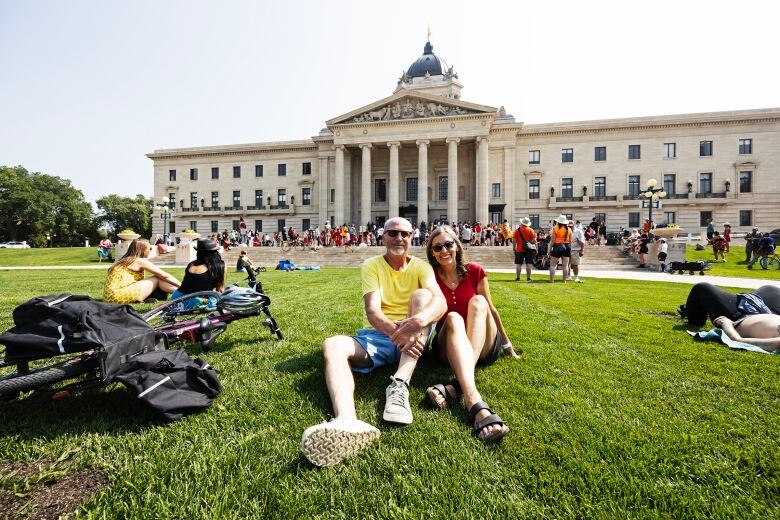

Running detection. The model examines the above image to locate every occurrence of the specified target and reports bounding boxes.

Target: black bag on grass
[112,349,221,421]
[0,294,155,365]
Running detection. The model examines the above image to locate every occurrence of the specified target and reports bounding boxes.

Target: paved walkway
[1,265,778,289]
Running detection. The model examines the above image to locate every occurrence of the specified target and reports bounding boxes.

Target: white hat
[555,215,569,225]
[520,217,531,227]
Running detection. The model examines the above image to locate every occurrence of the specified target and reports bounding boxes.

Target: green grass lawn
[685,245,780,280]
[0,247,105,266]
[1,269,779,518]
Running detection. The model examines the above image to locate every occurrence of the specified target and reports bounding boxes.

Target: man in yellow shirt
[301,217,447,466]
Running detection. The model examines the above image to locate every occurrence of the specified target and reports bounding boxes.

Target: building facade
[149,41,780,236]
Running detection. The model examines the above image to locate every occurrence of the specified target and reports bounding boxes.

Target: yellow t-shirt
[361,255,436,323]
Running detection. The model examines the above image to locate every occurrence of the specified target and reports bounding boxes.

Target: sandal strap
[430,384,455,407]
[468,400,492,422]
[473,413,506,434]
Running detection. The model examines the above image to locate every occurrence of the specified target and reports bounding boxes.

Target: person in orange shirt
[547,215,572,283]
[512,218,537,282]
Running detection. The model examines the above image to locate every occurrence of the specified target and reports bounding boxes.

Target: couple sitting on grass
[103,238,225,304]
[301,217,520,467]
[680,282,780,352]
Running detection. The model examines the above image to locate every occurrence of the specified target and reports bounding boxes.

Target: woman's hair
[193,249,225,289]
[115,239,150,268]
[426,225,467,279]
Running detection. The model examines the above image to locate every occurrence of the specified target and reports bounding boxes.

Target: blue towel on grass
[687,329,779,354]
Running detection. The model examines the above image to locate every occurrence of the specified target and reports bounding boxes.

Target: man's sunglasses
[385,229,411,238]
[432,240,456,252]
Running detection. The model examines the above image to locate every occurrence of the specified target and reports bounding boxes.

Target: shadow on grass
[0,386,161,440]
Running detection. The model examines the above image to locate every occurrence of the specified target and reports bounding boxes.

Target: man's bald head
[384,217,413,232]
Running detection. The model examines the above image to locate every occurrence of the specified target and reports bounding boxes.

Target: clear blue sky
[2,0,778,203]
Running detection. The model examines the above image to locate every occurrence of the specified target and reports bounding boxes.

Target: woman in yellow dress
[103,239,181,304]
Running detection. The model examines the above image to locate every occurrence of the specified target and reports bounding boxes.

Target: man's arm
[363,291,398,338]
[390,281,447,352]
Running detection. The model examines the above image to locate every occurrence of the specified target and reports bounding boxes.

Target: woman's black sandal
[468,401,510,443]
[425,379,462,410]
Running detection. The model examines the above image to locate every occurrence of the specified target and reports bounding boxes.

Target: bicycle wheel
[769,256,780,270]
[759,256,769,270]
[0,357,98,399]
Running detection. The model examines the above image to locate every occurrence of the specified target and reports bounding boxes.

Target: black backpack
[112,349,221,421]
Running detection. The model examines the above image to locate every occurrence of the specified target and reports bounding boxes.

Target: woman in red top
[424,225,518,443]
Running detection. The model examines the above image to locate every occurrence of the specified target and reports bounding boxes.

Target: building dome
[407,41,446,78]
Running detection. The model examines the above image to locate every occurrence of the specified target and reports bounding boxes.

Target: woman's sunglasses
[432,240,456,253]
[385,229,411,238]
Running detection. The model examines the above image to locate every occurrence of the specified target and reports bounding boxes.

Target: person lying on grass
[678,282,780,327]
[424,225,518,443]
[103,239,180,304]
[300,217,447,467]
[711,314,780,352]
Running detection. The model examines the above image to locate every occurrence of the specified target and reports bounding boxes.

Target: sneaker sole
[301,428,379,467]
[382,410,413,425]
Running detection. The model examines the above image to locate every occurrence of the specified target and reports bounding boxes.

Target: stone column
[503,146,515,225]
[416,139,429,226]
[359,143,373,227]
[334,145,345,225]
[318,157,329,227]
[388,141,400,218]
[476,137,489,224]
[446,137,460,223]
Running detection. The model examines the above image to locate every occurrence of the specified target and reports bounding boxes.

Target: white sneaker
[300,417,380,467]
[383,377,413,424]
[574,276,582,283]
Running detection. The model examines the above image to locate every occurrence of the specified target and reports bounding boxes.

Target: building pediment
[326,91,496,127]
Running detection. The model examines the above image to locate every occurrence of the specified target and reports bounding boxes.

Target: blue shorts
[352,327,434,374]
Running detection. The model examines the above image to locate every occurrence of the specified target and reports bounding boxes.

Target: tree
[95,194,153,240]
[0,165,96,247]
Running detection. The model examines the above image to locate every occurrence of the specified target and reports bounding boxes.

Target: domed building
[149,39,780,237]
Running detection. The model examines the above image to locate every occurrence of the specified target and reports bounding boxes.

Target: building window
[700,211,713,227]
[594,146,606,162]
[302,218,311,231]
[406,177,418,201]
[277,219,286,232]
[189,221,198,232]
[594,177,606,198]
[628,175,640,197]
[211,191,219,208]
[277,189,286,206]
[232,190,241,207]
[169,221,176,234]
[663,174,676,196]
[168,193,176,208]
[302,162,312,175]
[739,138,752,155]
[528,179,540,199]
[211,220,218,233]
[491,183,501,198]
[562,148,573,163]
[330,189,335,203]
[628,212,640,228]
[255,220,263,232]
[628,145,641,160]
[664,212,676,225]
[739,171,752,193]
[438,176,448,200]
[740,210,752,227]
[529,150,540,164]
[233,166,241,178]
[594,213,606,224]
[232,220,240,230]
[255,189,263,208]
[374,179,387,202]
[700,140,713,157]
[664,143,676,159]
[561,178,573,198]
[211,167,219,180]
[190,168,198,181]
[302,187,311,206]
[169,170,177,181]
[529,214,540,229]
[255,165,263,177]
[699,172,712,194]
[190,192,198,208]
[278,164,287,176]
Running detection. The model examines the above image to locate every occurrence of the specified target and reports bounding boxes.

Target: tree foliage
[0,165,96,247]
[95,194,153,239]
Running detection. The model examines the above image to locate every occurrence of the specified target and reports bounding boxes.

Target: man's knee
[409,288,432,311]
[322,336,353,361]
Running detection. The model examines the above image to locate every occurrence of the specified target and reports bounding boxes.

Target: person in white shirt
[462,225,472,244]
[568,221,586,282]
[657,238,669,272]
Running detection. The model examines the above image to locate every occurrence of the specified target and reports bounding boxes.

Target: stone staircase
[153,244,638,270]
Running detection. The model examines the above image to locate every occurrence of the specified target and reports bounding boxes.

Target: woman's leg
[685,282,739,327]
[549,256,557,282]
[135,278,159,301]
[157,279,178,294]
[465,296,498,361]
[561,256,570,282]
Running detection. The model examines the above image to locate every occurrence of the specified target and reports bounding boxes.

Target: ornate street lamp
[157,197,173,244]
[642,178,666,228]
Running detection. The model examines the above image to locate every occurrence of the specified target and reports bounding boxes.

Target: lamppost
[642,178,666,227]
[157,198,173,244]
